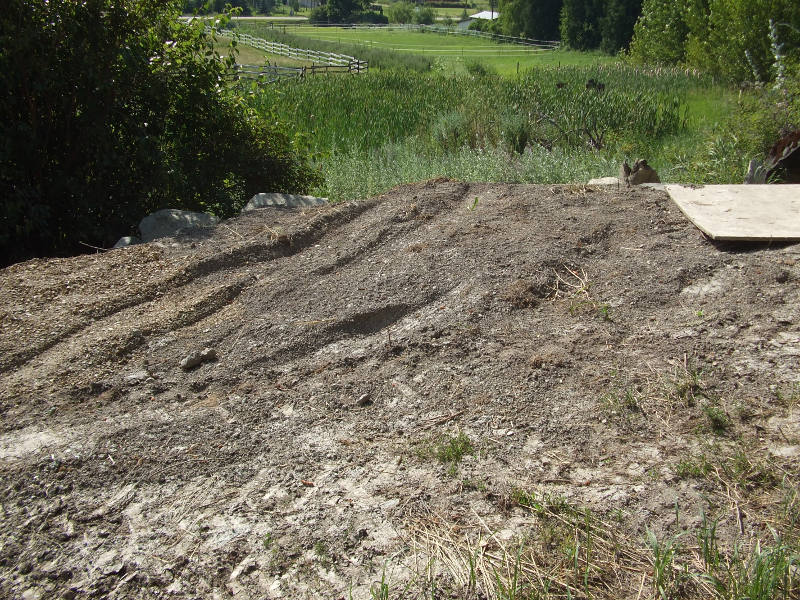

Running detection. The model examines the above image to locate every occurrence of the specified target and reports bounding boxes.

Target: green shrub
[468,19,493,33]
[386,1,414,24]
[414,6,437,25]
[0,0,318,265]
[464,60,496,77]
[432,111,475,153]
[500,112,531,154]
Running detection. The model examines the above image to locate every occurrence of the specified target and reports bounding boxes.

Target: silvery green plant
[770,19,786,91]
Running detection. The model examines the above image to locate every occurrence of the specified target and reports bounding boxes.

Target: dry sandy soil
[0,180,798,599]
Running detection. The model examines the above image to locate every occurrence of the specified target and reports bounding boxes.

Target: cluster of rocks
[113,193,328,249]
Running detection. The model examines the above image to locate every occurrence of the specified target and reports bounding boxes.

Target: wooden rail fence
[208,26,366,67]
[230,61,368,84]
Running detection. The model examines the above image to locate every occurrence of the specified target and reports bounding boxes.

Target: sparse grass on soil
[1,179,798,599]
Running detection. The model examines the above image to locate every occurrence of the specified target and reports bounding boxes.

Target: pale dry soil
[0,180,798,599]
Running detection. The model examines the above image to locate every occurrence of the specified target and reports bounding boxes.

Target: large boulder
[242,193,328,212]
[138,209,219,243]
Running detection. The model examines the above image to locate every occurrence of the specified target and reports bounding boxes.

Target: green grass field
[235,23,618,74]
[216,35,311,67]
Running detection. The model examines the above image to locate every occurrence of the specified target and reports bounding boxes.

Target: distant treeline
[477,0,643,54]
[182,0,289,16]
[486,0,799,82]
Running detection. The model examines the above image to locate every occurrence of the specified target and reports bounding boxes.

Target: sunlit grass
[313,140,619,201]
[233,22,597,73]
[215,35,312,66]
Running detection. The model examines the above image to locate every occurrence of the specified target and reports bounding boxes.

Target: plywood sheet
[665,184,800,241]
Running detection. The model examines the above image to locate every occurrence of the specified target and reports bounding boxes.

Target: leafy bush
[359,12,389,24]
[468,19,496,33]
[309,0,386,24]
[464,60,496,77]
[628,0,800,83]
[386,1,414,24]
[0,0,318,265]
[414,6,438,25]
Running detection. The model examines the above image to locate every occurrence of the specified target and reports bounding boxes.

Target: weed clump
[417,431,475,478]
[433,431,474,465]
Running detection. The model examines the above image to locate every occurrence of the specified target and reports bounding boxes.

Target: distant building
[469,10,499,20]
[458,10,499,29]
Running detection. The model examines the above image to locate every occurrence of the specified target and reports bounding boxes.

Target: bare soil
[1,180,798,599]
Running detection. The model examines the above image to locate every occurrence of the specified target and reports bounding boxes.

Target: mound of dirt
[1,180,798,599]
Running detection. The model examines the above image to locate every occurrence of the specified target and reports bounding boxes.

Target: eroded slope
[1,180,798,599]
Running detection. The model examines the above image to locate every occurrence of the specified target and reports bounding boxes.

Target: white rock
[139,209,219,243]
[588,176,621,185]
[243,193,328,212]
[113,236,140,249]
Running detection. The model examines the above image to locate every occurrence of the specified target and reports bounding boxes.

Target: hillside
[1,180,798,599]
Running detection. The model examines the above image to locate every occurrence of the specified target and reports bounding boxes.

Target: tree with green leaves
[499,0,641,51]
[0,0,318,265]
[498,0,563,41]
[181,0,275,14]
[598,0,642,53]
[627,0,689,65]
[629,0,800,82]
[387,1,414,23]
[310,0,377,23]
[560,0,603,50]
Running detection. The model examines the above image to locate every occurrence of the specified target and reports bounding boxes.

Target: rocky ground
[1,180,798,599]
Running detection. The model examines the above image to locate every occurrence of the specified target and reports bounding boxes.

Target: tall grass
[315,141,619,201]
[251,65,697,155]
[246,63,756,200]
[249,70,458,152]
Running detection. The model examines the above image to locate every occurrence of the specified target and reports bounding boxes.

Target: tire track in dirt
[231,180,473,370]
[0,197,385,374]
[1,275,252,405]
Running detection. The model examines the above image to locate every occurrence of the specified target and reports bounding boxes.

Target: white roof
[469,11,499,20]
